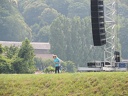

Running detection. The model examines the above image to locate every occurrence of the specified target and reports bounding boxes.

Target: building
[0,41,53,59]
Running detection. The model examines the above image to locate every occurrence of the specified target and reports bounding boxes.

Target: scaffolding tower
[103,0,117,67]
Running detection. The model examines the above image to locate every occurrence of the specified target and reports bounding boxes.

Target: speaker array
[91,0,106,46]
[114,51,120,62]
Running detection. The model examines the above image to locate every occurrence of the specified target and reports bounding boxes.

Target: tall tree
[50,16,93,66]
[50,16,66,60]
[16,38,35,73]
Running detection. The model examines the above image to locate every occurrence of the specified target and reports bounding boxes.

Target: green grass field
[0,72,128,96]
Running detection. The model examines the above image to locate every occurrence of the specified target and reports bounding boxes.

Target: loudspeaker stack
[91,0,106,46]
[114,51,120,62]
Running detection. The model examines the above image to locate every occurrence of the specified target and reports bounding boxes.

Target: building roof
[35,54,53,59]
[0,41,50,50]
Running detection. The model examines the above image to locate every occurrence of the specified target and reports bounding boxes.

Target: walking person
[53,55,60,73]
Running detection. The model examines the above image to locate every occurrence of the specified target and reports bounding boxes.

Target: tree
[45,0,69,15]
[0,44,3,54]
[68,2,89,18]
[22,1,49,26]
[17,38,35,73]
[0,0,32,41]
[65,61,76,72]
[0,57,12,73]
[50,16,92,67]
[70,17,81,65]
[12,57,24,73]
[34,57,44,70]
[40,8,59,25]
[50,16,67,60]
[31,23,40,41]
[118,17,128,59]
[43,59,54,68]
[4,45,18,59]
[36,26,50,42]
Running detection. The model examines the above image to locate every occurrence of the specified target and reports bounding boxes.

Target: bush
[44,66,55,73]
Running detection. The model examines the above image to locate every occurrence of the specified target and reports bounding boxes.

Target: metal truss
[104,0,116,66]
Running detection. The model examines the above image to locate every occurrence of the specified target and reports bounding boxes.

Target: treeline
[0,38,76,73]
[0,0,32,41]
[0,39,35,73]
[17,0,90,42]
[50,16,104,66]
[18,0,105,66]
[17,0,128,49]
[1,0,128,68]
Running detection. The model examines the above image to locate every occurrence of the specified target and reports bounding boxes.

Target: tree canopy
[0,0,128,69]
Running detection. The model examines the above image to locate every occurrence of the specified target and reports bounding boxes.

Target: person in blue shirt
[53,55,60,73]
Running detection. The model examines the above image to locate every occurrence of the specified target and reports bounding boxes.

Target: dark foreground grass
[0,72,128,96]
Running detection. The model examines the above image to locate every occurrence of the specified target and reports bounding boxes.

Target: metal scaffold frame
[104,0,116,66]
[78,0,128,72]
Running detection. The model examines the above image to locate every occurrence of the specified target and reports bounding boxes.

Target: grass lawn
[0,72,128,96]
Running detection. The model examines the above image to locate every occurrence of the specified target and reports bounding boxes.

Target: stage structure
[103,0,117,70]
[78,0,127,72]
[78,0,121,72]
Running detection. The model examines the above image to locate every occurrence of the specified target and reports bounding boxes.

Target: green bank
[0,72,128,96]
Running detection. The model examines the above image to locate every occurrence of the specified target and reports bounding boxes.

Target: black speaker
[114,51,120,62]
[91,0,106,46]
